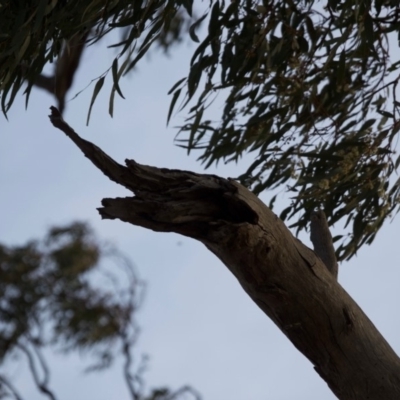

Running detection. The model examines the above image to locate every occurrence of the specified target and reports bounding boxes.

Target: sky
[1,26,400,400]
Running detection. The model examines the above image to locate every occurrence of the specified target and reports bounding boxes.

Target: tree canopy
[2,0,400,260]
[3,1,400,398]
[0,222,200,400]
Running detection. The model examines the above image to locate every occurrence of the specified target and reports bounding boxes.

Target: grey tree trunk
[49,107,400,400]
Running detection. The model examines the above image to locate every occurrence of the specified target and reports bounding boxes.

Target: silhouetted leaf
[167,88,181,125]
[111,58,125,99]
[87,77,105,125]
[189,13,207,43]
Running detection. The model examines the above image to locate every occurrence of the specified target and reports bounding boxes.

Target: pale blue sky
[1,29,400,400]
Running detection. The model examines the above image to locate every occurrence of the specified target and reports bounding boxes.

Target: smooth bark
[49,107,400,400]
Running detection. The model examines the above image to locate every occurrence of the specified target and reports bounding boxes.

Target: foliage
[0,0,193,117]
[2,0,400,260]
[0,222,199,400]
[169,0,400,260]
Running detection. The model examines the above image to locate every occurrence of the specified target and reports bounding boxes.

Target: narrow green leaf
[187,61,202,99]
[1,75,14,117]
[363,13,374,46]
[119,27,139,56]
[167,88,181,125]
[332,235,343,243]
[86,77,105,125]
[268,194,277,210]
[280,206,292,221]
[188,107,204,154]
[189,13,208,43]
[167,77,186,95]
[7,74,22,113]
[181,0,193,16]
[24,83,33,110]
[190,35,210,65]
[111,58,125,99]
[33,0,48,32]
[337,51,346,83]
[139,19,163,51]
[109,87,115,118]
[340,119,357,133]
[378,110,394,118]
[305,16,317,44]
[360,119,375,131]
[208,1,220,37]
[14,35,31,66]
[126,41,154,73]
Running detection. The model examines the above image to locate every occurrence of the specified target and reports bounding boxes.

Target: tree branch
[48,107,400,400]
[310,209,338,278]
[0,374,24,400]
[17,343,57,400]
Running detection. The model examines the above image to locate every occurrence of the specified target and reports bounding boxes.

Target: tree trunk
[49,107,400,400]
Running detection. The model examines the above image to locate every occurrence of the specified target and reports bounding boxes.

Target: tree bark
[49,107,400,400]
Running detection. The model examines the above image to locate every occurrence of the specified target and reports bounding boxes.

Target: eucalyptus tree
[2,1,400,399]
